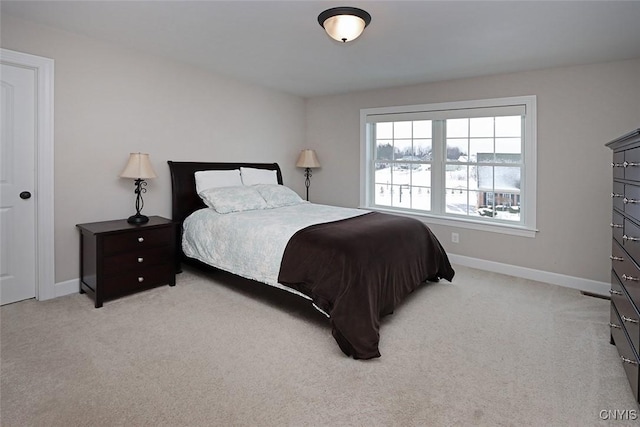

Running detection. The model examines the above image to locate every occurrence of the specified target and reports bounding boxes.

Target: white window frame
[360,96,537,238]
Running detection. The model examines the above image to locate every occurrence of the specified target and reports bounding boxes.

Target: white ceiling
[3,1,640,97]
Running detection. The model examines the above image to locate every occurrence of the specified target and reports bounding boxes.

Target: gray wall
[1,16,307,283]
[3,13,639,287]
[305,59,640,283]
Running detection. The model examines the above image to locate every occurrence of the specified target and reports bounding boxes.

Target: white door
[0,62,37,305]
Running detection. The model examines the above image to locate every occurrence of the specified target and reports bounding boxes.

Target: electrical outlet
[451,232,459,243]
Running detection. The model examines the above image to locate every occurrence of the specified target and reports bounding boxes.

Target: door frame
[1,48,55,301]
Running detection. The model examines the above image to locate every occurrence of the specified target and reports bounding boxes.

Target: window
[360,96,537,236]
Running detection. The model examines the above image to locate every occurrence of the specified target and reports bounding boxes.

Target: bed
[168,161,455,359]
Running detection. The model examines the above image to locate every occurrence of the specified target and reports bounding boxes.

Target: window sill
[360,206,538,238]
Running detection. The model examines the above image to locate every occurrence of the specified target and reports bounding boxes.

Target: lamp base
[127,214,149,225]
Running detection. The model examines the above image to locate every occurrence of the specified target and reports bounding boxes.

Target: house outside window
[360,96,537,237]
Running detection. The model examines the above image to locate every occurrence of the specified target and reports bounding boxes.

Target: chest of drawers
[607,128,640,403]
[77,216,176,307]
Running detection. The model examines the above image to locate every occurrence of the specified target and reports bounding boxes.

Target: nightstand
[76,216,176,308]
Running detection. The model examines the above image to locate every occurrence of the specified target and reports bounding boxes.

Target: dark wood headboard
[167,161,283,225]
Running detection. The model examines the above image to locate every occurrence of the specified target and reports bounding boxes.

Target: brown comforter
[278,211,454,359]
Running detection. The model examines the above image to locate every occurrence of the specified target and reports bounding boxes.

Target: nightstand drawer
[103,246,172,274]
[77,216,176,308]
[103,227,172,255]
[103,264,173,299]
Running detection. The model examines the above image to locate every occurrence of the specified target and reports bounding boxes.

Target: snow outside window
[360,96,537,237]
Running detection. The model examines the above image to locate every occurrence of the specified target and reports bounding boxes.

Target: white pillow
[254,184,305,208]
[198,186,267,214]
[240,167,278,186]
[195,169,242,194]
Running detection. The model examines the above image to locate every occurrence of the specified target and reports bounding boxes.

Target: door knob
[19,191,31,200]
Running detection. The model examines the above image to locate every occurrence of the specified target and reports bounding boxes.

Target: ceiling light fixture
[318,6,371,43]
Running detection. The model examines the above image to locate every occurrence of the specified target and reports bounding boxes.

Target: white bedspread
[182,203,367,300]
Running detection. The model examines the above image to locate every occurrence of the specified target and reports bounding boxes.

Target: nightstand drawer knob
[610,289,623,296]
[610,223,623,228]
[138,277,144,283]
[622,274,640,282]
[622,315,639,324]
[621,356,638,366]
[138,257,144,263]
[609,322,622,329]
[138,237,144,243]
[610,255,624,262]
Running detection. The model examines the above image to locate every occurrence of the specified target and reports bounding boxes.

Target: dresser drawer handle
[624,197,640,204]
[610,223,623,228]
[610,256,624,262]
[609,322,622,329]
[621,356,639,366]
[612,162,625,168]
[138,257,144,263]
[622,315,639,324]
[624,161,640,168]
[610,289,623,296]
[622,274,640,282]
[138,237,144,243]
[611,193,624,198]
[622,235,640,242]
[138,277,144,283]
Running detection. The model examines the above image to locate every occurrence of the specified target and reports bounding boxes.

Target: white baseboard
[53,278,79,299]
[448,254,610,297]
[49,256,610,301]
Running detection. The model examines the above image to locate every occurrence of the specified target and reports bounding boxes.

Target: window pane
[374,183,390,207]
[470,138,494,162]
[468,191,481,217]
[469,165,479,190]
[412,164,431,186]
[446,118,468,138]
[376,140,393,160]
[495,138,522,157]
[392,164,411,185]
[469,117,494,137]
[413,139,432,159]
[376,122,392,139]
[446,189,470,215]
[394,121,412,139]
[413,120,432,138]
[477,165,494,193]
[374,163,392,207]
[495,116,521,138]
[411,186,431,211]
[446,165,468,192]
[494,194,520,222]
[446,138,467,161]
[394,140,412,161]
[494,166,520,193]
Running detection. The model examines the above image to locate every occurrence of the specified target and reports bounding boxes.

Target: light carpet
[1,265,638,426]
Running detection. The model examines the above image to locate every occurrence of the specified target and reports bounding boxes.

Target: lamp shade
[318,7,371,43]
[119,153,157,179]
[296,149,321,168]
